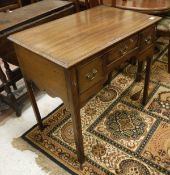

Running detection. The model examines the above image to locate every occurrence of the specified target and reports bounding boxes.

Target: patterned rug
[22,40,170,175]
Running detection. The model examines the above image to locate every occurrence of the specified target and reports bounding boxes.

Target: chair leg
[0,66,21,116]
[168,39,170,73]
[3,61,17,90]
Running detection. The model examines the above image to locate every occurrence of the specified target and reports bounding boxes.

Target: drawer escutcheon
[86,69,98,81]
[120,45,128,56]
[144,36,152,45]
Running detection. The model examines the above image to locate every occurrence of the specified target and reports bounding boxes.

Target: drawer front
[105,34,138,65]
[140,25,156,51]
[77,58,104,94]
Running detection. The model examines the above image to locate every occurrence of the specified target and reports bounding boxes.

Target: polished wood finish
[0,0,73,37]
[116,0,170,14]
[114,0,170,73]
[78,0,170,14]
[9,7,160,68]
[0,0,74,65]
[0,0,75,116]
[105,34,138,65]
[78,58,104,93]
[9,6,161,164]
[65,68,85,164]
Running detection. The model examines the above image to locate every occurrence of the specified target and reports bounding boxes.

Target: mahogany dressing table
[9,6,161,164]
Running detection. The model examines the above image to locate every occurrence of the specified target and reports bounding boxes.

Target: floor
[0,93,65,175]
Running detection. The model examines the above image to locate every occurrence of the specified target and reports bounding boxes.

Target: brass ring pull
[130,38,134,43]
[124,45,128,50]
[86,69,98,81]
[120,45,128,56]
[145,37,152,45]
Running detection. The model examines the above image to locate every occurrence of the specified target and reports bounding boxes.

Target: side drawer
[77,57,104,94]
[140,25,156,51]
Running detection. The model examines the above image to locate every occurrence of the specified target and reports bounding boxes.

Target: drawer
[140,25,156,51]
[105,34,139,65]
[77,58,104,94]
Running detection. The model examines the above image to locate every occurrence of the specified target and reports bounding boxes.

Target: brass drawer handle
[120,49,127,56]
[130,38,134,43]
[145,36,152,45]
[86,69,98,81]
[120,45,128,56]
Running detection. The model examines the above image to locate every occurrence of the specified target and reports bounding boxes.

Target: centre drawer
[77,57,104,94]
[105,34,139,65]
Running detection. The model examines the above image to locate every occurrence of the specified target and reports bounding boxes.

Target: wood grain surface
[116,0,170,14]
[9,6,161,68]
[0,0,72,33]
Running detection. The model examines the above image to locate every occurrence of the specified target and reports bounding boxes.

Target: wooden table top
[0,0,72,34]
[9,6,161,68]
[116,0,170,14]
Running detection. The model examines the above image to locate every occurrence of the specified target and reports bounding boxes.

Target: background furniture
[0,65,20,115]
[114,0,170,73]
[0,0,75,116]
[0,0,37,92]
[157,17,170,73]
[0,0,23,115]
[116,0,170,15]
[78,0,170,13]
[82,0,115,8]
[20,0,34,6]
[0,0,22,12]
[9,5,161,164]
[31,0,41,3]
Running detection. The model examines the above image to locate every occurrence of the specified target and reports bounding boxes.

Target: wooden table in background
[116,0,170,14]
[78,0,170,14]
[0,0,75,65]
[0,0,75,116]
[9,6,161,164]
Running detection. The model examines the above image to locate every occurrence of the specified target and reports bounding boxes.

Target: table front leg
[142,57,152,105]
[65,69,85,166]
[3,61,17,90]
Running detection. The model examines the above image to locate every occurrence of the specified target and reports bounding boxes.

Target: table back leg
[24,79,44,130]
[136,61,144,82]
[168,38,170,73]
[142,57,152,105]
